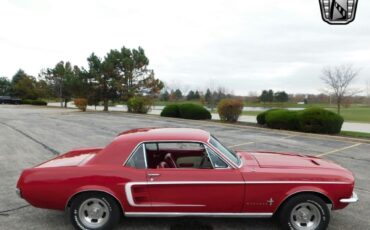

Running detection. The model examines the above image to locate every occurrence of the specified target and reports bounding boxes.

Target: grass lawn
[340,131,370,139]
[241,111,261,116]
[243,102,336,108]
[326,107,370,123]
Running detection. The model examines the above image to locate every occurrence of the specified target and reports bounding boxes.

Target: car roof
[87,128,211,165]
[116,127,210,143]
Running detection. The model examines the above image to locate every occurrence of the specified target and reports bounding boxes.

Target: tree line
[259,90,289,103]
[0,46,164,111]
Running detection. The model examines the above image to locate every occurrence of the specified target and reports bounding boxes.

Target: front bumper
[340,192,358,203]
[16,188,22,198]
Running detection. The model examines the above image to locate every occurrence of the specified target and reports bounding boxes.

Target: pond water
[47,102,304,112]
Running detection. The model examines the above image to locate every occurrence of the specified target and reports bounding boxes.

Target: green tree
[205,89,212,105]
[187,90,195,100]
[138,70,164,96]
[11,69,27,85]
[267,89,274,102]
[259,90,268,103]
[104,46,163,101]
[160,90,169,101]
[274,91,289,102]
[0,77,11,96]
[35,79,53,99]
[12,75,39,99]
[86,53,118,111]
[41,61,79,107]
[194,90,200,100]
[173,89,183,100]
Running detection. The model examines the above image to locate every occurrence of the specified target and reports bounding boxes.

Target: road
[0,105,369,230]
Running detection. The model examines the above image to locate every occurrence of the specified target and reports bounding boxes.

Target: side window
[145,142,206,169]
[126,144,146,169]
[206,147,228,168]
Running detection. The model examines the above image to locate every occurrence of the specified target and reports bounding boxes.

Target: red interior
[146,149,205,169]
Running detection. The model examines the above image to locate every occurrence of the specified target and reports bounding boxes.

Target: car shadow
[117,217,280,230]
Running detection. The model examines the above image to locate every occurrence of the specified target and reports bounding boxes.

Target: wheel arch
[65,189,124,215]
[274,190,333,215]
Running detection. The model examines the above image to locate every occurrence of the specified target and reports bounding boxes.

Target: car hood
[35,147,103,168]
[241,151,345,170]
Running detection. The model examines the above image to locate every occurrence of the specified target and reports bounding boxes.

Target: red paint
[17,128,355,215]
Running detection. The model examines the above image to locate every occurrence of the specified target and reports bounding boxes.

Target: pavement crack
[0,204,30,216]
[356,187,370,194]
[322,153,370,163]
[0,122,59,155]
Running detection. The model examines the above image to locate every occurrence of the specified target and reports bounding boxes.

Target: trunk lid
[35,147,103,168]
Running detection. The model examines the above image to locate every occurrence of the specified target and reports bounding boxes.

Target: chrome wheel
[290,202,321,230]
[78,198,110,229]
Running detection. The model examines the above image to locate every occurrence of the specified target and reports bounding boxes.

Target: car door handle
[147,173,161,177]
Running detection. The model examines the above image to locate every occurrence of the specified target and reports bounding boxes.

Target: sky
[0,0,369,95]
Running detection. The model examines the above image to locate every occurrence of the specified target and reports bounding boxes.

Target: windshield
[209,136,241,166]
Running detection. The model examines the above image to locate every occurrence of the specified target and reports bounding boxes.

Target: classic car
[0,96,21,104]
[16,128,358,230]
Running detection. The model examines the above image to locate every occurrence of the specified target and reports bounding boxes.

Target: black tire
[69,192,121,230]
[279,194,330,230]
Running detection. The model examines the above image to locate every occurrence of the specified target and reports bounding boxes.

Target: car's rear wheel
[69,192,121,230]
[279,194,330,230]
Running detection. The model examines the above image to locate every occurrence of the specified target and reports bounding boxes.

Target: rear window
[126,144,146,169]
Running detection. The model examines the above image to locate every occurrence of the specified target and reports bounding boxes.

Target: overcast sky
[0,0,369,95]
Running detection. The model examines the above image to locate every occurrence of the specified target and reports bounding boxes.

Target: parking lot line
[316,143,362,157]
[228,142,255,148]
[281,134,300,139]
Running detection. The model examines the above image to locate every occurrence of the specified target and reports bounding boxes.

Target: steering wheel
[199,154,211,169]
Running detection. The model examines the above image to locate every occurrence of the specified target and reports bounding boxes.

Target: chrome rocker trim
[340,192,358,203]
[125,212,273,218]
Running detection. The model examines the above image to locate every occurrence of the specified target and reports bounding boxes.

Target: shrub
[160,104,181,118]
[256,111,268,125]
[21,99,47,106]
[21,99,32,105]
[31,100,47,106]
[127,96,153,114]
[265,109,299,130]
[298,107,344,134]
[74,98,88,112]
[179,103,211,120]
[217,99,243,122]
[256,109,280,125]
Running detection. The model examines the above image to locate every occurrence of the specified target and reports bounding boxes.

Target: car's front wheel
[69,192,121,230]
[279,194,330,230]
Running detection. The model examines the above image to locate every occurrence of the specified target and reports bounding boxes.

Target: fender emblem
[267,198,274,206]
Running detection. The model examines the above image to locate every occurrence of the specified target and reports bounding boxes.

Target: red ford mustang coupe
[17,128,358,230]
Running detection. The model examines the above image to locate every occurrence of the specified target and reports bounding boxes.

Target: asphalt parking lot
[0,105,369,230]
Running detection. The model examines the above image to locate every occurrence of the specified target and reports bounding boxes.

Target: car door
[124,144,151,208]
[145,142,245,213]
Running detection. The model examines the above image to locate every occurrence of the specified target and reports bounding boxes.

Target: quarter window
[126,144,146,169]
[206,147,228,168]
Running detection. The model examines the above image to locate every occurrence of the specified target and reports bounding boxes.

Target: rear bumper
[340,192,358,203]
